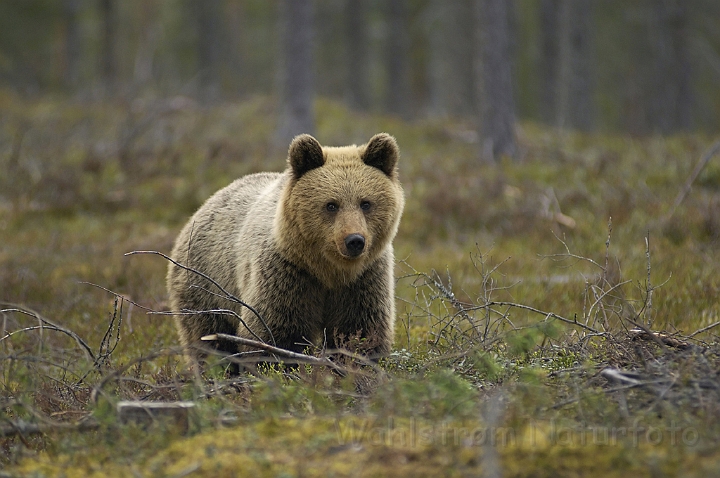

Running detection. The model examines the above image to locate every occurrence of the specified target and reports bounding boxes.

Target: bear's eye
[326,202,339,212]
[360,200,371,211]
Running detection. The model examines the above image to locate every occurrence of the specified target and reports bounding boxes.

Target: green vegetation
[1,92,719,476]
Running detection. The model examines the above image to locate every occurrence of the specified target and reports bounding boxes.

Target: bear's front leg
[239,251,324,355]
[324,254,395,359]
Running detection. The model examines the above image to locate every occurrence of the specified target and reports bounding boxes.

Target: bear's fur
[167,133,404,363]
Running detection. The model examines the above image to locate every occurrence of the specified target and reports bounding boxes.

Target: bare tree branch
[0,303,95,361]
[470,301,602,334]
[202,333,343,373]
[688,320,720,338]
[664,140,720,222]
[125,250,275,345]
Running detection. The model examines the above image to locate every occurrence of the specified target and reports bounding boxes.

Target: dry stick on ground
[125,250,276,346]
[81,284,222,392]
[202,333,344,374]
[397,268,454,348]
[551,372,654,410]
[427,269,474,328]
[81,281,155,313]
[628,328,692,350]
[664,140,720,223]
[600,367,643,385]
[0,417,100,439]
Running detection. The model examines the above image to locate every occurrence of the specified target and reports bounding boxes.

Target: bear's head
[275,133,405,287]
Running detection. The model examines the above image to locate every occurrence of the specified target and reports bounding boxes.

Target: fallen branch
[0,417,99,438]
[628,328,692,350]
[117,401,194,434]
[202,333,343,373]
[600,368,643,386]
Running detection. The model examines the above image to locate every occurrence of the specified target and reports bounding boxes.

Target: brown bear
[166,133,404,365]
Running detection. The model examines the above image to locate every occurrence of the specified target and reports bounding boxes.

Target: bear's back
[168,171,283,312]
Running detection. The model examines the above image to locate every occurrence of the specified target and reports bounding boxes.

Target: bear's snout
[344,234,366,257]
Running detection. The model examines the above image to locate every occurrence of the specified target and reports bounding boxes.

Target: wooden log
[628,328,692,350]
[117,401,195,434]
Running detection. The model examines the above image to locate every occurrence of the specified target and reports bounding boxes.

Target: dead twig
[0,303,95,362]
[688,320,720,338]
[202,333,344,373]
[125,250,276,346]
[96,295,123,368]
[469,301,601,334]
[664,140,720,223]
[90,348,187,405]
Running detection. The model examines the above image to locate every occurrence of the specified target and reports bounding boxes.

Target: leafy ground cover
[1,91,719,476]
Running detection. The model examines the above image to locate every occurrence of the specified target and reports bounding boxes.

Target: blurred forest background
[1,0,719,150]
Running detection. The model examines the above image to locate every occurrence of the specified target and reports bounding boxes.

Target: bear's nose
[344,234,366,257]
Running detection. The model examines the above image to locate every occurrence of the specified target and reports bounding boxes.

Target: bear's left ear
[288,134,325,179]
[362,133,399,178]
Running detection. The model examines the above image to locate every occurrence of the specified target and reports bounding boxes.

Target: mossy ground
[1,92,719,476]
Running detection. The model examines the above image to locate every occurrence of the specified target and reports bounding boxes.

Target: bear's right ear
[362,133,399,178]
[288,134,325,179]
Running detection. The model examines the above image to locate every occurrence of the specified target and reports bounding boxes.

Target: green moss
[11,417,718,477]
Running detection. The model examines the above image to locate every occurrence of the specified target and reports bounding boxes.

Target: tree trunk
[649,0,692,133]
[385,0,411,119]
[557,0,594,131]
[196,0,222,101]
[538,0,559,125]
[426,0,452,117]
[426,1,476,118]
[224,1,246,97]
[477,0,516,161]
[450,1,477,117]
[274,0,316,147]
[345,0,371,111]
[63,0,81,90]
[132,2,159,88]
[99,0,116,96]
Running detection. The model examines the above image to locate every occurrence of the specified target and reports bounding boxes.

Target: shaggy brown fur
[167,133,404,363]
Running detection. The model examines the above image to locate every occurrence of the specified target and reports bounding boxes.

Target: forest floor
[1,92,720,477]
